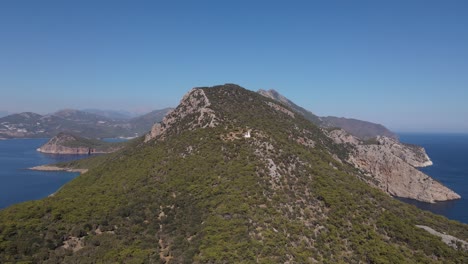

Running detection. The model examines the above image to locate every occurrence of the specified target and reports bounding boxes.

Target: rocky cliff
[257,89,456,202]
[37,132,124,154]
[326,129,460,203]
[145,88,219,142]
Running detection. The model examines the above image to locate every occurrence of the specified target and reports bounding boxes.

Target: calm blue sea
[398,133,468,224]
[0,139,86,209]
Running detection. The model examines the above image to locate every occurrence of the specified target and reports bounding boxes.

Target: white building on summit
[244,130,251,138]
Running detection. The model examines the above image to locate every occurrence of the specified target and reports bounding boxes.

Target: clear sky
[1,0,467,132]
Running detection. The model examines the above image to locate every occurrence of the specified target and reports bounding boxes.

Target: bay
[0,139,86,209]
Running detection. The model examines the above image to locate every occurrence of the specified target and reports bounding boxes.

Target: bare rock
[326,129,460,203]
[416,225,468,251]
[145,88,219,142]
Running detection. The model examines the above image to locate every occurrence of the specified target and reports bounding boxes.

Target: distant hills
[258,89,397,140]
[320,116,397,140]
[0,108,173,139]
[1,89,396,141]
[81,109,140,120]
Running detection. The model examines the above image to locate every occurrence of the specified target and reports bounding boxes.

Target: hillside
[128,108,174,136]
[37,132,126,154]
[0,108,171,139]
[321,116,397,140]
[258,89,397,140]
[0,84,467,263]
[258,89,323,125]
[82,109,138,120]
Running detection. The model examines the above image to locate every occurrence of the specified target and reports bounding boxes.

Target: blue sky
[1,0,467,132]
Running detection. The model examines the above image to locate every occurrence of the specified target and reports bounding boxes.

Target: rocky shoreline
[29,165,88,174]
[325,129,460,203]
[36,132,123,155]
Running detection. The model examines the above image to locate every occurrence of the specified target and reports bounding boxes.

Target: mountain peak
[145,87,219,141]
[1,84,467,262]
[258,89,323,124]
[257,89,290,105]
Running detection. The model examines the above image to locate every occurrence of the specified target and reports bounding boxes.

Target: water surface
[398,133,468,224]
[0,139,86,209]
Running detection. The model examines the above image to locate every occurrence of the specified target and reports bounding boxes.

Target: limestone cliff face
[37,133,122,155]
[38,144,95,155]
[145,88,219,142]
[326,129,460,203]
[375,136,433,167]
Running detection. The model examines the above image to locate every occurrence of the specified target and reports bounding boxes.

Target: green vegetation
[0,85,467,263]
[59,133,128,152]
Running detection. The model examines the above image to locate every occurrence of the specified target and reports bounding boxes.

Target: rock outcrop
[326,129,460,203]
[145,88,219,142]
[416,225,468,251]
[374,136,433,167]
[37,132,124,155]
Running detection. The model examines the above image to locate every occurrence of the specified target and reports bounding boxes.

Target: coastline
[29,165,88,174]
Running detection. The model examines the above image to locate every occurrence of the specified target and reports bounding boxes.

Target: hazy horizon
[1,1,467,133]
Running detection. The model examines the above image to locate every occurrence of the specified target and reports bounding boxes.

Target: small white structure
[244,130,251,138]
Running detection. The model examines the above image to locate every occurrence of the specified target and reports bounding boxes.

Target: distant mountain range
[81,109,140,120]
[0,108,173,139]
[1,89,397,141]
[258,89,397,140]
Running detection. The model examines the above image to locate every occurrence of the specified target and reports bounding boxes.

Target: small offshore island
[36,132,125,155]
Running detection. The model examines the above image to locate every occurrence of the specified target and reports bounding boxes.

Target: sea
[397,133,468,224]
[0,134,467,224]
[0,138,85,209]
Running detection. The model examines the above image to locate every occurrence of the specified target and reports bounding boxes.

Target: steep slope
[37,132,125,154]
[321,116,397,140]
[258,89,322,124]
[129,107,174,136]
[0,84,467,263]
[326,129,459,202]
[258,89,397,140]
[257,89,455,202]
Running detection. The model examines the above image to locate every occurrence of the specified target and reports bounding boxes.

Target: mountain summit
[0,84,466,263]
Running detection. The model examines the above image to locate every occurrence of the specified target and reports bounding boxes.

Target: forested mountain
[0,84,466,263]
